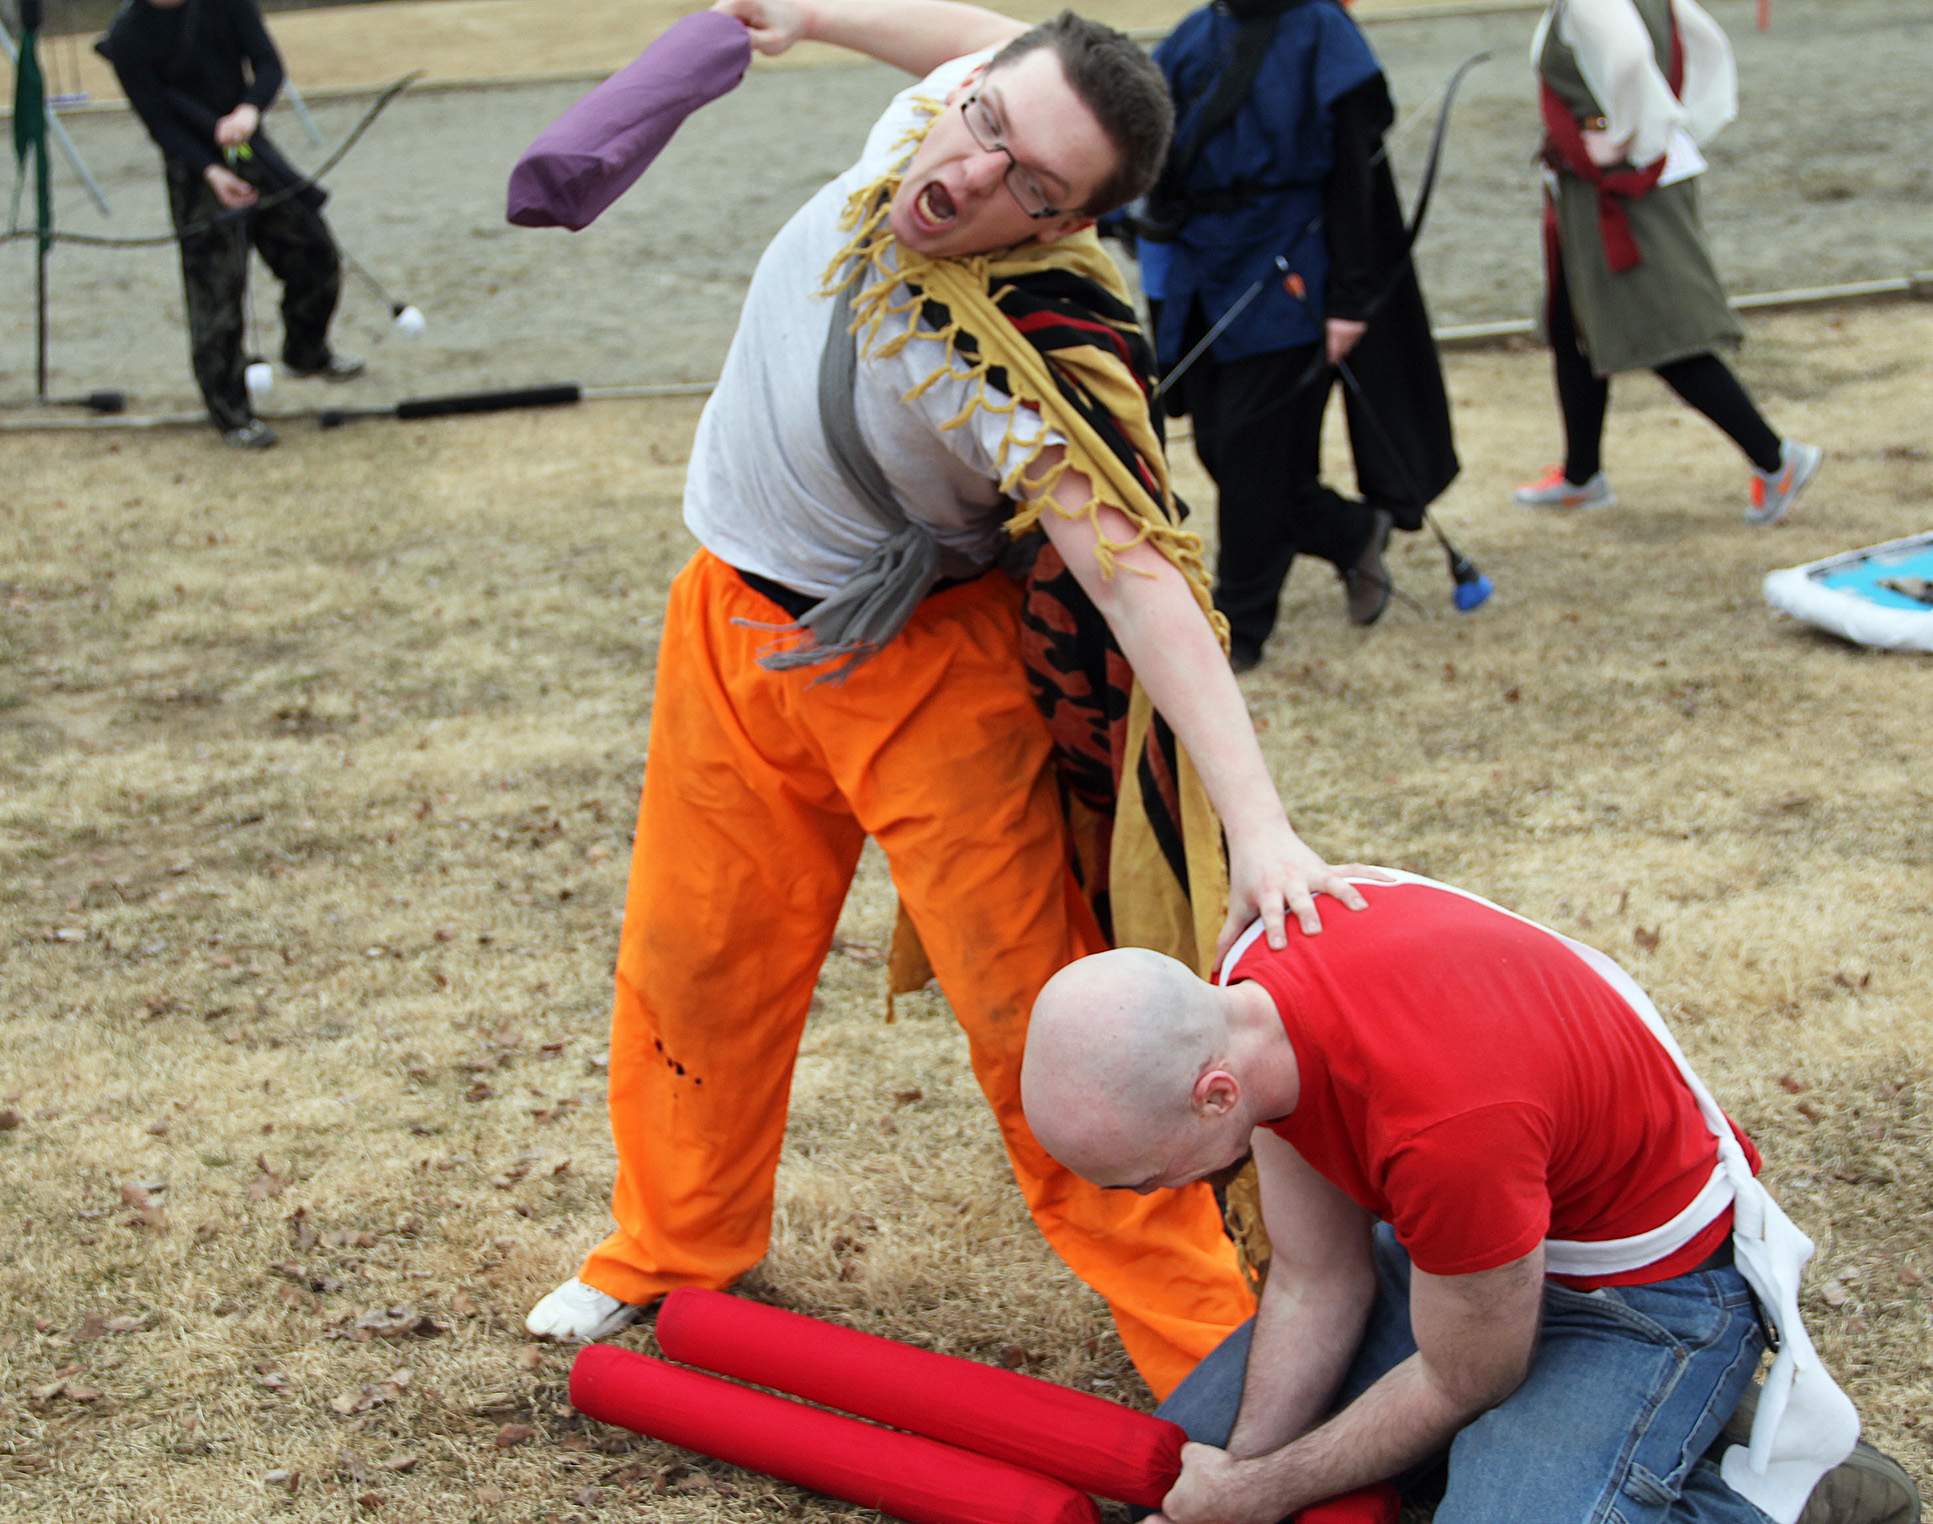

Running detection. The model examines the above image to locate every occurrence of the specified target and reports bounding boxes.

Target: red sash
[1541,1,1685,275]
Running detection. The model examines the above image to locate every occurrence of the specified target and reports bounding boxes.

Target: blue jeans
[1157,1226,1773,1524]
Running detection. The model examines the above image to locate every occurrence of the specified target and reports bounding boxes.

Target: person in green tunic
[1513,0,1820,527]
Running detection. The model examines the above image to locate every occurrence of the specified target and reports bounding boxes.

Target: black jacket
[97,0,321,207]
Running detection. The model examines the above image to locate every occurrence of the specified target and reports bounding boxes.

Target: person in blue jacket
[1141,0,1457,670]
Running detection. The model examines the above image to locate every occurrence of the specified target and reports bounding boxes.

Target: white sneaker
[1745,440,1822,527]
[525,1277,644,1341]
[1512,466,1616,510]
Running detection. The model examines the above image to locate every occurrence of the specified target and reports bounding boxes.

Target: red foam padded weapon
[578,1290,1401,1524]
[570,1343,1098,1524]
[656,1286,1186,1508]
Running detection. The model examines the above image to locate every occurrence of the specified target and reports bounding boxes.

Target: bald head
[1023,949,1236,1188]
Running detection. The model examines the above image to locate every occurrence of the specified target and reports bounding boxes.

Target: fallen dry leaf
[472,1486,505,1506]
[337,1450,381,1484]
[352,1307,445,1339]
[0,1109,22,1130]
[329,1369,412,1416]
[246,1156,288,1200]
[515,1347,544,1371]
[493,1423,535,1448]
[1633,925,1661,953]
[276,1282,319,1312]
[34,1376,101,1402]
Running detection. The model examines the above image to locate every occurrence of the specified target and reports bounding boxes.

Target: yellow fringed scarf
[831,113,1231,979]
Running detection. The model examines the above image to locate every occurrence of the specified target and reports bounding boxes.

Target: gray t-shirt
[682,51,1060,599]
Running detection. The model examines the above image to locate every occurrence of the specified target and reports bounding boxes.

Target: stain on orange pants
[579,550,1253,1397]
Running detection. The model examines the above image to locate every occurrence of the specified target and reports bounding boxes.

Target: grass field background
[2,294,1930,1520]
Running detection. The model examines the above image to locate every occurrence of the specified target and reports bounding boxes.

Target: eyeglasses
[960,93,1067,219]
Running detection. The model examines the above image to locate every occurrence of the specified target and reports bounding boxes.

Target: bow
[1366,49,1493,308]
[1277,47,1492,398]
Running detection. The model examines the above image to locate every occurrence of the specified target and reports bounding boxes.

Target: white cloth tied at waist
[1220,872,1860,1524]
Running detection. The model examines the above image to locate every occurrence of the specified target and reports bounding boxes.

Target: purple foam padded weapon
[507,10,752,231]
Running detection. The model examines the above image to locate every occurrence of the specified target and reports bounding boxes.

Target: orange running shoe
[1511,466,1615,510]
[1746,441,1822,526]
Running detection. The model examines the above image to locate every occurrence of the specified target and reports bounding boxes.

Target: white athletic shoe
[1512,466,1616,510]
[525,1277,644,1341]
[1745,440,1823,527]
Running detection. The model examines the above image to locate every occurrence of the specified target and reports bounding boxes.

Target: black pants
[165,158,341,431]
[1180,340,1378,658]
[1549,264,1781,482]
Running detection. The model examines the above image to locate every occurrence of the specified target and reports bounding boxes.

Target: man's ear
[942,63,987,108]
[1191,1066,1239,1118]
[1034,215,1097,245]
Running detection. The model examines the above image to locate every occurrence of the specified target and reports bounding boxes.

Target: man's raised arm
[711,0,1026,75]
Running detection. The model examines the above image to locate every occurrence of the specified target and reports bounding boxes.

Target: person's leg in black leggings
[1652,354,1783,473]
[1548,265,1610,484]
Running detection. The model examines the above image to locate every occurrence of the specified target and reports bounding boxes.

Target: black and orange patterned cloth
[827,123,1230,979]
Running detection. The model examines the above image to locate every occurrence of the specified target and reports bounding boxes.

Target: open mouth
[915,180,957,230]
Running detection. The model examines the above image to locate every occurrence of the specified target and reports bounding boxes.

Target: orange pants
[580,549,1253,1397]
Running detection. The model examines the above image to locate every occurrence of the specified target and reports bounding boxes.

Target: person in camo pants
[98,0,362,447]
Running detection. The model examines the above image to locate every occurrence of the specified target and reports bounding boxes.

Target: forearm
[1225,1268,1374,1459]
[1044,504,1284,838]
[799,0,1026,74]
[1236,1251,1542,1518]
[1234,1355,1486,1514]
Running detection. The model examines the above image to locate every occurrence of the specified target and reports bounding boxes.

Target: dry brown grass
[2,300,1930,1520]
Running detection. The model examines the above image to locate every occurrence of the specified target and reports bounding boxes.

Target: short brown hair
[987,11,1173,216]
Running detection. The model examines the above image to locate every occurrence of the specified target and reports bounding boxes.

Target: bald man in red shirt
[1022,873,1913,1524]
